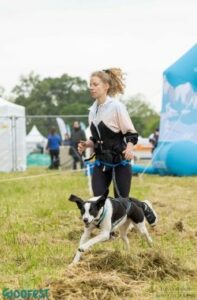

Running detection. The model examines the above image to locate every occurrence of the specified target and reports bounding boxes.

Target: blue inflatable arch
[133,44,197,176]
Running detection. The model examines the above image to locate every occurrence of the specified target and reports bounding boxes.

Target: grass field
[0,168,196,299]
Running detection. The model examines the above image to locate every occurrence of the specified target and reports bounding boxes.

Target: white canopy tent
[26,125,47,155]
[0,98,26,172]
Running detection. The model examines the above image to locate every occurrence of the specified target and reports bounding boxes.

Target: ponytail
[91,68,125,97]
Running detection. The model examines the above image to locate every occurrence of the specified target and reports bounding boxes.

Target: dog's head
[68,190,109,227]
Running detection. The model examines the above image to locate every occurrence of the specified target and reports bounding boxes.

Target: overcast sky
[0,0,196,111]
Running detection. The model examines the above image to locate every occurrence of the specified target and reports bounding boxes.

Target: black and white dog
[69,190,153,264]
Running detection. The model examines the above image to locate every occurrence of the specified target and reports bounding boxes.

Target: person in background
[78,68,158,227]
[46,127,61,169]
[62,133,72,146]
[69,121,86,170]
[149,128,159,153]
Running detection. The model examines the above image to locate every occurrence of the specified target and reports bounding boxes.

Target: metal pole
[11,116,15,171]
[14,117,18,171]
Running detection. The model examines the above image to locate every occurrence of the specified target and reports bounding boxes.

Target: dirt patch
[86,249,194,280]
[173,220,185,232]
[45,249,196,300]
[46,268,148,300]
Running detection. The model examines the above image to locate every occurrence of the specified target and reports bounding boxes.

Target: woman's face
[89,76,109,99]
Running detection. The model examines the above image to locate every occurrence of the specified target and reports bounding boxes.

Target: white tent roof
[0,97,25,116]
[26,125,47,143]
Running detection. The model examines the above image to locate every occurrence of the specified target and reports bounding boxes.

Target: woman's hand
[78,141,87,154]
[78,140,94,155]
[122,142,135,160]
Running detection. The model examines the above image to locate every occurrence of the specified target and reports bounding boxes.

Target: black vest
[90,121,126,163]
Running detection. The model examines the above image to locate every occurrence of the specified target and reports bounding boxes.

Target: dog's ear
[95,189,109,210]
[68,194,84,209]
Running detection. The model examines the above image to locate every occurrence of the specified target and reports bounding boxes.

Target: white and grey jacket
[88,97,138,163]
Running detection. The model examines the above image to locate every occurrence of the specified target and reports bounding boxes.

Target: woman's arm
[116,102,138,160]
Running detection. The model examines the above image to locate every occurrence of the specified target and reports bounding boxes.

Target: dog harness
[111,198,131,230]
[94,206,107,228]
[94,198,131,230]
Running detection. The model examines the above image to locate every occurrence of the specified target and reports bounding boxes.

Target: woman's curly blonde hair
[91,68,125,97]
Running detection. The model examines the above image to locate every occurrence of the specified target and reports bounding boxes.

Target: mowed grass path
[0,168,196,299]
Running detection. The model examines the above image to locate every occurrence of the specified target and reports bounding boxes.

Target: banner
[56,117,68,140]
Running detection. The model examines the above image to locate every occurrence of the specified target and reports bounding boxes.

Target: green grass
[0,168,197,299]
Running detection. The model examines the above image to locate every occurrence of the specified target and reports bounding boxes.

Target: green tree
[124,93,160,137]
[12,72,92,135]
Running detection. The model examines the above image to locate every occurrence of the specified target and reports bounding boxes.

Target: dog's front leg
[79,230,110,252]
[79,227,92,247]
[71,249,82,265]
[71,227,92,265]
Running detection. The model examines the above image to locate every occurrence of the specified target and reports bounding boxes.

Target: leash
[112,167,121,197]
[83,152,96,162]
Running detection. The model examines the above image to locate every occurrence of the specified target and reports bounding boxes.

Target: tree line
[4,72,160,137]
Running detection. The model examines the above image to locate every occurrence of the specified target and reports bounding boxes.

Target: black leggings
[92,164,132,197]
[49,149,60,169]
[91,164,144,209]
